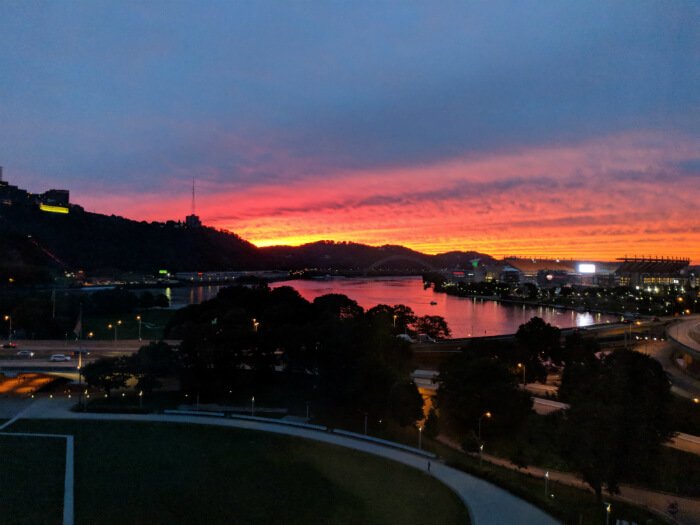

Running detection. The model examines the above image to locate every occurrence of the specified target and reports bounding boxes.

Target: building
[615,257,690,287]
[0,167,70,213]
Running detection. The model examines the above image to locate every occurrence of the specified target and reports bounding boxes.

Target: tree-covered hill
[1,201,493,276]
[0,204,261,273]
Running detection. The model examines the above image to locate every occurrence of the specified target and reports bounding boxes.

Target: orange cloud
[78,131,700,263]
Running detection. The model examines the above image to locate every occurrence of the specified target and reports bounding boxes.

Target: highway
[668,317,700,354]
[0,339,177,376]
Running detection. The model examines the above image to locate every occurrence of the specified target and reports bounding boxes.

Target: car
[49,354,71,362]
[16,350,34,358]
[2,342,17,349]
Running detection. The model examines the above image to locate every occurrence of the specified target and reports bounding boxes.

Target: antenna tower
[191,178,196,216]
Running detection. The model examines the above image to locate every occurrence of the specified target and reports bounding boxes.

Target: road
[0,339,180,371]
[4,397,558,525]
[668,318,700,354]
[638,340,700,399]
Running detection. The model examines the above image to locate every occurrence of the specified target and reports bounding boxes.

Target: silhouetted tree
[437,353,532,439]
[559,350,674,500]
[387,381,424,427]
[414,315,451,340]
[82,356,131,396]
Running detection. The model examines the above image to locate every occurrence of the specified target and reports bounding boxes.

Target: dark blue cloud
[0,1,697,193]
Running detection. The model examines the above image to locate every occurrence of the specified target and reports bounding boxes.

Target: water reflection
[158,277,619,337]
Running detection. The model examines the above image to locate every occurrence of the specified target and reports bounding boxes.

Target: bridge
[364,255,440,274]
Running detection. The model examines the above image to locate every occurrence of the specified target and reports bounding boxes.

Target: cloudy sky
[1,1,699,260]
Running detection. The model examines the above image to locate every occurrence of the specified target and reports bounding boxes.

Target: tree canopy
[437,353,532,441]
[559,350,674,499]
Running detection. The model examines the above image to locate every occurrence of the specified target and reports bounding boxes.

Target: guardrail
[161,408,435,458]
[331,429,436,458]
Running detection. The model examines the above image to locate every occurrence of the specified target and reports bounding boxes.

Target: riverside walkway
[11,398,558,525]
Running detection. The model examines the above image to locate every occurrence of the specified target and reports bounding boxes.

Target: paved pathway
[13,398,558,525]
[437,435,700,525]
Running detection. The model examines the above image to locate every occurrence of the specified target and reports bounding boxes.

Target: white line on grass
[0,431,74,525]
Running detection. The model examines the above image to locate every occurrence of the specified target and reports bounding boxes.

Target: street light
[477,411,491,466]
[136,315,142,341]
[139,390,143,409]
[3,315,11,343]
[252,318,259,332]
[251,396,255,416]
[478,411,492,443]
[393,314,397,328]
[605,502,612,525]
[418,426,423,450]
[517,363,526,385]
[109,320,122,343]
[544,471,549,498]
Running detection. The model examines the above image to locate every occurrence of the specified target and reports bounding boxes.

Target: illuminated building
[615,257,690,287]
[0,167,70,213]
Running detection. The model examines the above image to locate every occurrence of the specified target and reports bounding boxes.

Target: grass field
[8,420,469,525]
[0,434,65,525]
[82,309,174,341]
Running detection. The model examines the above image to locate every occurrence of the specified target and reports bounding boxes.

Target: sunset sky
[1,2,698,261]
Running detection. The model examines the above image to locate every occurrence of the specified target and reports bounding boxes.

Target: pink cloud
[78,130,700,262]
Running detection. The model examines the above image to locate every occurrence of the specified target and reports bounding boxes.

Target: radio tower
[185,177,202,228]
[191,177,196,216]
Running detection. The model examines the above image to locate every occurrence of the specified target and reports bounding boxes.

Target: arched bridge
[365,255,439,274]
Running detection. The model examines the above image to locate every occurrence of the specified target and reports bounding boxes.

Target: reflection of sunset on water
[270,277,618,338]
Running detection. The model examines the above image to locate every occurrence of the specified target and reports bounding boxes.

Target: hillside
[0,203,261,273]
[1,199,493,278]
[261,241,494,271]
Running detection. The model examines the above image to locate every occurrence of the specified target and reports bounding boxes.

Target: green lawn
[0,434,66,525]
[9,420,468,525]
[83,309,174,341]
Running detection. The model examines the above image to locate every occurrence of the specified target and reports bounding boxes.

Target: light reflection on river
[163,276,619,338]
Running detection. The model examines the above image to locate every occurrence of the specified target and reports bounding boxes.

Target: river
[159,276,619,338]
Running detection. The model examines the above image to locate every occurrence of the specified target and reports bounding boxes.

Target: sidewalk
[437,435,700,525]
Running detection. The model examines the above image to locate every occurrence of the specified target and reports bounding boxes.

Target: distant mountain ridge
[1,191,493,276]
[261,241,494,271]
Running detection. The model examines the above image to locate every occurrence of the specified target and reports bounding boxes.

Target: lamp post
[418,426,423,450]
[605,502,612,525]
[139,390,143,409]
[478,411,491,466]
[252,318,259,332]
[478,411,492,443]
[251,396,255,416]
[544,471,549,498]
[517,363,526,385]
[109,320,122,343]
[136,315,142,341]
[393,314,397,328]
[3,315,11,343]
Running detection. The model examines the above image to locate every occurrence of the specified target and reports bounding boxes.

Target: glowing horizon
[73,131,700,264]
[2,3,698,264]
